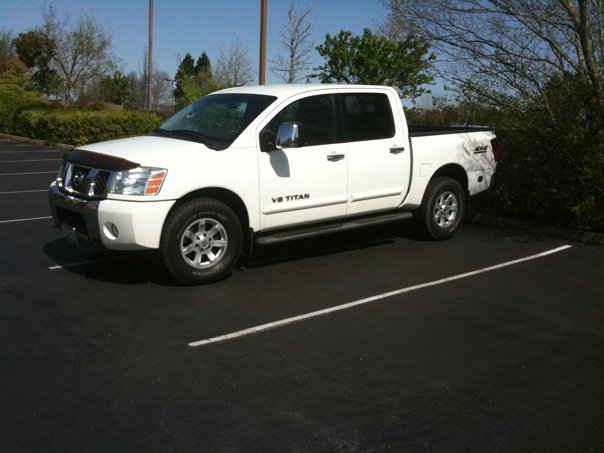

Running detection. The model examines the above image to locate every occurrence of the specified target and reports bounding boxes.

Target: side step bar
[255,211,414,246]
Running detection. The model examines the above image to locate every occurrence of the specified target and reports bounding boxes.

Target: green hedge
[0,76,49,132]
[473,127,604,233]
[11,108,161,146]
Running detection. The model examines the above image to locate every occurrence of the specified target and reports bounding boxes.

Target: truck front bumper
[49,182,175,250]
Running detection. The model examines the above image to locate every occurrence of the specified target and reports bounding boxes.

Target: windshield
[154,93,277,150]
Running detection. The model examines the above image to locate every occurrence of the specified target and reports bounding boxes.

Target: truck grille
[61,162,113,199]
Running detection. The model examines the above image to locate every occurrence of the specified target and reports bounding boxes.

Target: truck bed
[408,125,490,137]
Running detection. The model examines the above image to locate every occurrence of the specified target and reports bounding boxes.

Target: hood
[78,135,211,168]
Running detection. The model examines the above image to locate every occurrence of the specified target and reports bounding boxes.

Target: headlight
[109,167,168,196]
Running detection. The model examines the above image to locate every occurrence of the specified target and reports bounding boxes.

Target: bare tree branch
[42,6,117,106]
[269,2,314,83]
[213,41,254,87]
[382,0,604,126]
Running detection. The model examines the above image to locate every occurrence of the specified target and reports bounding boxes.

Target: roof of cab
[213,83,396,100]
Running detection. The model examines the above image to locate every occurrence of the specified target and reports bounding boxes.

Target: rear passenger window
[342,93,395,141]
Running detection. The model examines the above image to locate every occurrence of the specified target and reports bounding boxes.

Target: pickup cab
[49,84,499,284]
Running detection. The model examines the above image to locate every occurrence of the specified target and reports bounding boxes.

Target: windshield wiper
[167,129,216,145]
[152,128,172,136]
[151,128,210,143]
[150,128,229,150]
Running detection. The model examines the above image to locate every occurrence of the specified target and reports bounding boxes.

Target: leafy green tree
[192,52,216,96]
[99,71,131,105]
[313,28,435,100]
[0,68,49,132]
[195,52,212,82]
[40,6,117,106]
[174,51,220,108]
[174,53,195,108]
[13,30,60,95]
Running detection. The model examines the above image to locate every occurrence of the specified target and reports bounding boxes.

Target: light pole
[147,0,154,110]
[259,0,267,85]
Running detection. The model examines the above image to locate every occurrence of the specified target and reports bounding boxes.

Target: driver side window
[260,94,336,150]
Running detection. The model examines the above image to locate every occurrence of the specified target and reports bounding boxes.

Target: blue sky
[0,0,387,84]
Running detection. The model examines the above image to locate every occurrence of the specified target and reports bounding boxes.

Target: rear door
[341,90,411,215]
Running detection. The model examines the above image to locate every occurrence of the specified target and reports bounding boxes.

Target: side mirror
[276,122,301,149]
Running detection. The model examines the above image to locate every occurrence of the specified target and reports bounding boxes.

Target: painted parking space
[1,138,603,451]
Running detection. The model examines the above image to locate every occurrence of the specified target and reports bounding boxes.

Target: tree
[195,52,212,84]
[382,0,604,133]
[99,71,131,105]
[270,2,314,83]
[13,30,60,95]
[313,28,435,99]
[174,53,195,108]
[173,52,218,109]
[0,29,17,72]
[0,68,48,132]
[0,29,12,59]
[128,52,173,110]
[213,42,254,87]
[382,1,604,230]
[191,52,217,97]
[41,6,117,106]
[151,69,173,109]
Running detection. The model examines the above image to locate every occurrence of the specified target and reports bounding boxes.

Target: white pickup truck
[49,84,499,284]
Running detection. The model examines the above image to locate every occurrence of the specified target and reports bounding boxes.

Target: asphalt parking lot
[1,137,603,451]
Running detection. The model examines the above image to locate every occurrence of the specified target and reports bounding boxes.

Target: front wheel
[417,177,466,240]
[159,198,243,285]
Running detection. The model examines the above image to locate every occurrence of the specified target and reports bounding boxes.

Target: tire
[417,177,465,240]
[159,198,243,285]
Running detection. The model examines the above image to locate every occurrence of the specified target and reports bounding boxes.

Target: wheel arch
[167,187,252,251]
[430,164,469,199]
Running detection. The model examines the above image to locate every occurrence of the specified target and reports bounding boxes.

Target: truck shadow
[241,221,421,269]
[42,221,423,286]
[43,239,171,285]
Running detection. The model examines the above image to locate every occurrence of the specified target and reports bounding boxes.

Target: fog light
[103,222,119,240]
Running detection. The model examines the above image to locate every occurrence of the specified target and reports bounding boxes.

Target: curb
[470,213,604,245]
[0,133,74,152]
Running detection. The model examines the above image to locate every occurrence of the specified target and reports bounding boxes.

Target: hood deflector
[64,149,140,171]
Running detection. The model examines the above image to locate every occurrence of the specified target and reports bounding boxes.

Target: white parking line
[188,245,573,348]
[0,171,57,176]
[0,189,47,195]
[0,216,52,224]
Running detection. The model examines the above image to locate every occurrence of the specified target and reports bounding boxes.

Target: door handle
[327,153,345,162]
[390,146,405,154]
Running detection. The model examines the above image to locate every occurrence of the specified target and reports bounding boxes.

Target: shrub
[0,69,49,132]
[11,108,161,146]
[473,75,604,232]
[475,128,604,232]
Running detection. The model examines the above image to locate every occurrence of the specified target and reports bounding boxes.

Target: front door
[258,93,348,230]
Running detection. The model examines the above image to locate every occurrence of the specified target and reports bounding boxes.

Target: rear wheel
[417,177,465,240]
[159,198,242,284]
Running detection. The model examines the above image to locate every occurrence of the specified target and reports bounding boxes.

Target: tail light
[490,137,502,161]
